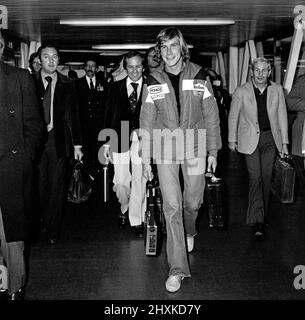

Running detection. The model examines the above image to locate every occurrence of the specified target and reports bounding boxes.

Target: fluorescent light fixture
[93,43,155,50]
[64,62,84,66]
[100,51,129,56]
[93,43,194,50]
[60,49,102,53]
[60,18,235,26]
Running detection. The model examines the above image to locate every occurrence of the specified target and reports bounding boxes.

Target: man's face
[251,61,271,86]
[147,49,160,68]
[125,55,143,82]
[40,47,59,75]
[160,36,182,68]
[84,60,97,78]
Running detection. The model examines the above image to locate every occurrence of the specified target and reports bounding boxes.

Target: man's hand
[143,163,153,181]
[102,144,113,164]
[228,142,237,152]
[74,146,83,161]
[207,155,217,173]
[280,143,289,158]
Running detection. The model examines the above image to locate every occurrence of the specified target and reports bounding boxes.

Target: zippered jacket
[140,61,221,163]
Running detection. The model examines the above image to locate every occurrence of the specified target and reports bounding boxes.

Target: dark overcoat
[34,71,82,158]
[286,74,305,156]
[76,75,106,128]
[76,76,106,159]
[0,62,44,242]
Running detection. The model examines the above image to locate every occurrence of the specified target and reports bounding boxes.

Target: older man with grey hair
[228,57,289,238]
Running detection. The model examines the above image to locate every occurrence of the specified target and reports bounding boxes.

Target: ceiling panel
[0,0,301,65]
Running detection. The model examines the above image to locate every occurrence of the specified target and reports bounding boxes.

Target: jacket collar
[0,61,10,75]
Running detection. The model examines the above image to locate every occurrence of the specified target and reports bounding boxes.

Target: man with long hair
[140,27,221,292]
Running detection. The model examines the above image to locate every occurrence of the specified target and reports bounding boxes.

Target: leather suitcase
[271,156,296,204]
[144,180,163,256]
[205,173,225,229]
[154,182,166,235]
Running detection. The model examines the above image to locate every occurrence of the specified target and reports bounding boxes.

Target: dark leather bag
[67,161,94,204]
[271,155,296,204]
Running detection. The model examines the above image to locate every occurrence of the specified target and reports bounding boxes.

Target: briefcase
[154,182,166,235]
[205,172,225,229]
[144,180,163,256]
[271,155,296,204]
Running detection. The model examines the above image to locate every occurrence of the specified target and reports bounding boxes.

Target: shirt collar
[127,76,142,88]
[86,75,96,82]
[252,79,271,93]
[41,70,57,83]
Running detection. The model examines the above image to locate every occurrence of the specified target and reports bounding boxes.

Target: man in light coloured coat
[228,57,288,238]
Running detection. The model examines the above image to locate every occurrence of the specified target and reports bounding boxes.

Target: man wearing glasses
[228,57,289,238]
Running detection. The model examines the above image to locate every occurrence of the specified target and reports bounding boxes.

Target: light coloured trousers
[156,157,206,278]
[0,207,26,295]
[112,133,147,226]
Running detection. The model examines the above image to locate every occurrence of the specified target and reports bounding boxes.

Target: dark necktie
[90,78,94,90]
[43,76,52,124]
[129,82,138,113]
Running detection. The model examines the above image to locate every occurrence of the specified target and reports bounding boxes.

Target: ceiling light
[60,18,235,26]
[99,51,129,56]
[93,43,155,50]
[92,43,194,50]
[64,62,84,66]
[60,49,102,53]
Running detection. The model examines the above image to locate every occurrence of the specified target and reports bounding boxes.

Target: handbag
[67,161,94,204]
[271,155,296,204]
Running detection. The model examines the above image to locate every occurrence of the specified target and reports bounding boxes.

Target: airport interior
[0,0,305,305]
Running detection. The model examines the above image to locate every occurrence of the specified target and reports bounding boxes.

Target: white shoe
[165,275,184,293]
[187,235,194,253]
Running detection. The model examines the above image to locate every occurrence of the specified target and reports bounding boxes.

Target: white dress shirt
[86,75,96,89]
[126,77,142,100]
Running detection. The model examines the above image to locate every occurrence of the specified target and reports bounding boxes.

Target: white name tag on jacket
[182,79,211,100]
[146,83,170,102]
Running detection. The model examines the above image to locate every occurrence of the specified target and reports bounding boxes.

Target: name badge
[147,83,170,101]
[182,79,211,100]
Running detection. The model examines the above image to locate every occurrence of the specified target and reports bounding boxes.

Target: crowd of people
[0,26,304,299]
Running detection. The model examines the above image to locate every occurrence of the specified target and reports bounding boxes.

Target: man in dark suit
[102,50,146,237]
[0,31,44,300]
[34,44,83,244]
[286,75,305,187]
[76,59,106,170]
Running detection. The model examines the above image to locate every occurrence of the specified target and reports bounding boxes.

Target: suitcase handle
[205,172,221,182]
[278,153,293,161]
